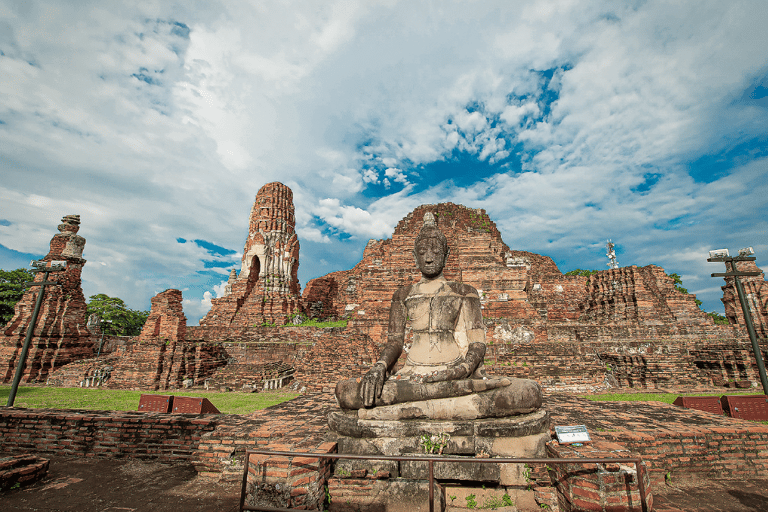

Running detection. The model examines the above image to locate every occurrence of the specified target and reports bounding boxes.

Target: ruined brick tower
[200,182,301,326]
[1,215,94,383]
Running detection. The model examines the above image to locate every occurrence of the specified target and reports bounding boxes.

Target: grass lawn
[582,390,762,405]
[0,385,298,415]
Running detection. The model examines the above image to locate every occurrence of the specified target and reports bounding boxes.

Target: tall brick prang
[200,182,302,327]
[1,215,94,383]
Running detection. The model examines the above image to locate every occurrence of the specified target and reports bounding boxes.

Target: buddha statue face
[415,233,449,278]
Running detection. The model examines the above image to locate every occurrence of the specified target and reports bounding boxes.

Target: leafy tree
[86,294,149,336]
[707,311,730,325]
[667,272,703,307]
[564,269,599,277]
[0,268,35,326]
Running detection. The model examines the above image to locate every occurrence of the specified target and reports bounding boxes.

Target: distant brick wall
[187,326,381,391]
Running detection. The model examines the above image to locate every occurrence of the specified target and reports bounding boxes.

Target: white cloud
[2,0,767,318]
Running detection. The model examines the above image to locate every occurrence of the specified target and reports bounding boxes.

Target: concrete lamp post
[708,247,768,395]
[6,260,66,407]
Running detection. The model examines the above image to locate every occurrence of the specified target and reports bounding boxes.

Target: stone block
[400,457,501,482]
[327,478,442,512]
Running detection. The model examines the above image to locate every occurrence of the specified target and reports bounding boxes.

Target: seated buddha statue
[334,213,542,421]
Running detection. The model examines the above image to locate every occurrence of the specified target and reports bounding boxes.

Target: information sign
[554,425,591,444]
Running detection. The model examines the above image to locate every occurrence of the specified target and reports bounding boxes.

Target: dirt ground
[1,455,241,512]
[3,454,768,511]
[652,475,768,512]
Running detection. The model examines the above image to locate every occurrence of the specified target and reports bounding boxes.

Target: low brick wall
[0,407,220,461]
[0,454,49,491]
[547,440,652,512]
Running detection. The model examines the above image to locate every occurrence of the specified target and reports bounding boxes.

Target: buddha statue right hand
[361,362,387,407]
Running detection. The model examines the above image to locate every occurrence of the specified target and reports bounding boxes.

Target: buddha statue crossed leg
[333,212,542,421]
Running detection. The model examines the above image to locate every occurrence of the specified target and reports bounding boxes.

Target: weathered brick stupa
[303,203,736,346]
[200,182,302,327]
[1,215,94,383]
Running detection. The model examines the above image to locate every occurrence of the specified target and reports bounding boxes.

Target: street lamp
[6,260,66,406]
[708,247,768,395]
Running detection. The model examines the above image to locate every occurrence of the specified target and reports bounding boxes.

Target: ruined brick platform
[0,454,49,491]
[546,392,768,485]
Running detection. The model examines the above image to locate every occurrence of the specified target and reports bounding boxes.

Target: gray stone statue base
[328,408,550,485]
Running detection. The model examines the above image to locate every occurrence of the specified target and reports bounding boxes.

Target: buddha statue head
[414,212,449,278]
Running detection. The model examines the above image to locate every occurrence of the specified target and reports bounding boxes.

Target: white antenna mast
[606,239,619,269]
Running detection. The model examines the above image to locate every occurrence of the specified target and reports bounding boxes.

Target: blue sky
[1,1,767,323]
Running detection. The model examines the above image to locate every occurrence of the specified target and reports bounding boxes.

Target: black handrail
[240,449,648,512]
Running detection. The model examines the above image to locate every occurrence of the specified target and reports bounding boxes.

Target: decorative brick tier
[1,215,94,383]
[187,326,381,392]
[45,338,228,390]
[484,338,768,392]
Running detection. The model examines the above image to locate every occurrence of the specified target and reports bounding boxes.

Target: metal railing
[240,449,648,512]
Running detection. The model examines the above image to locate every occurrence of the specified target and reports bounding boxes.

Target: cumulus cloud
[1,0,767,318]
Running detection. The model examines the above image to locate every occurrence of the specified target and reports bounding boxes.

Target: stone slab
[328,408,549,439]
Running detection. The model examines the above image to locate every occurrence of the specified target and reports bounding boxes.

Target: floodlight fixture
[738,247,755,257]
[708,249,730,261]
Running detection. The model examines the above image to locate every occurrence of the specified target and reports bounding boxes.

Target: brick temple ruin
[3,183,768,393]
[0,215,94,383]
[3,185,768,511]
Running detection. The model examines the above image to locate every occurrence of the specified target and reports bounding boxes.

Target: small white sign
[554,425,591,444]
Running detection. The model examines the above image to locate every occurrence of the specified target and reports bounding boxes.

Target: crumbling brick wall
[138,289,186,342]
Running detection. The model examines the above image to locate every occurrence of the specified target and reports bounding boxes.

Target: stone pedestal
[328,408,550,486]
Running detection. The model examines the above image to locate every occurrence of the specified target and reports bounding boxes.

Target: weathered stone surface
[326,478,443,512]
[201,182,302,327]
[400,457,501,482]
[331,409,549,454]
[356,378,542,421]
[336,376,512,410]
[1,215,95,383]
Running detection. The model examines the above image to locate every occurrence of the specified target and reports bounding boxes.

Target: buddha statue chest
[404,283,468,367]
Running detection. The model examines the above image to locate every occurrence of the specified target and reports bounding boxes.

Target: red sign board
[138,394,173,413]
[172,396,220,414]
[673,396,724,415]
[721,395,768,420]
